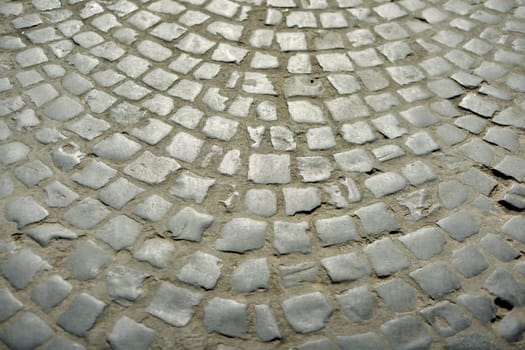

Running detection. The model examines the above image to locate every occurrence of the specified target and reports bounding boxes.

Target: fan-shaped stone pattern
[2,0,525,347]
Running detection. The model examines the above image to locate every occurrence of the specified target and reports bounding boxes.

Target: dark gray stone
[446,333,496,350]
[480,233,519,262]
[46,336,85,350]
[321,252,371,282]
[282,292,332,333]
[364,238,409,277]
[337,332,387,350]
[65,240,114,280]
[420,301,471,337]
[31,275,72,312]
[0,288,22,322]
[457,294,496,324]
[375,278,417,312]
[108,316,155,350]
[0,312,53,350]
[255,304,281,342]
[437,210,480,241]
[337,285,376,322]
[147,282,201,327]
[381,315,431,350]
[452,245,488,278]
[484,269,525,307]
[410,262,461,299]
[498,313,525,342]
[1,249,51,289]
[204,298,247,337]
[57,293,106,336]
[502,216,525,243]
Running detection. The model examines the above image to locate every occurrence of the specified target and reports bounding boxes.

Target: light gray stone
[133,239,174,268]
[375,278,417,312]
[232,258,270,293]
[0,313,53,349]
[421,301,471,337]
[96,216,141,251]
[178,251,222,290]
[355,202,400,236]
[216,218,267,253]
[337,285,376,322]
[5,196,49,229]
[410,262,461,300]
[282,292,332,333]
[63,198,110,230]
[26,224,77,246]
[315,215,360,246]
[321,252,370,283]
[0,288,22,322]
[399,227,446,260]
[204,298,247,337]
[484,269,525,307]
[457,294,496,324]
[364,238,410,277]
[381,316,431,350]
[273,221,311,254]
[283,187,321,215]
[108,316,155,350]
[65,240,114,280]
[31,275,72,312]
[255,304,281,342]
[168,207,214,242]
[452,245,489,278]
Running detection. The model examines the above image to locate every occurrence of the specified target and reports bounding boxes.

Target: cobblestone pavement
[1,0,525,349]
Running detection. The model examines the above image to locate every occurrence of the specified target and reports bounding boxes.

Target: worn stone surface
[1,0,524,347]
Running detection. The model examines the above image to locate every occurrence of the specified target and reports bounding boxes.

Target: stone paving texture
[1,0,525,349]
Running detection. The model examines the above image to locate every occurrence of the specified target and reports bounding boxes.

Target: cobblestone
[2,0,525,348]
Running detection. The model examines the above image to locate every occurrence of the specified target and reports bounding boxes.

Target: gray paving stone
[337,285,376,323]
[314,215,360,246]
[410,262,461,300]
[215,217,267,253]
[334,149,374,173]
[204,298,247,337]
[494,156,525,181]
[438,180,469,209]
[0,142,30,166]
[399,227,445,260]
[255,304,281,342]
[0,288,22,322]
[96,215,141,251]
[355,202,400,236]
[321,252,371,283]
[46,336,85,350]
[26,224,77,246]
[0,312,53,350]
[480,233,519,262]
[485,269,525,307]
[337,332,386,350]
[108,316,155,350]
[106,266,148,306]
[498,313,525,343]
[178,251,222,290]
[124,151,180,185]
[132,194,172,222]
[420,301,471,337]
[282,292,332,333]
[65,240,114,280]
[71,159,116,190]
[462,168,497,196]
[501,183,525,211]
[283,187,321,215]
[99,178,144,210]
[381,315,431,350]
[146,282,202,327]
[401,161,437,185]
[167,207,214,242]
[457,294,496,324]
[63,197,110,230]
[364,238,410,277]
[365,172,407,198]
[170,172,215,204]
[57,293,106,336]
[244,189,277,217]
[232,258,270,293]
[5,196,49,228]
[452,245,488,278]
[280,262,318,287]
[298,339,337,350]
[375,278,417,313]
[273,221,311,254]
[438,210,480,241]
[31,275,72,312]
[133,238,174,268]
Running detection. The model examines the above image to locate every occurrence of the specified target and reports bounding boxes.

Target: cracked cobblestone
[1,0,525,348]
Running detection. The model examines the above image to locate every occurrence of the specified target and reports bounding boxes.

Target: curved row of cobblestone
[1,0,525,349]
